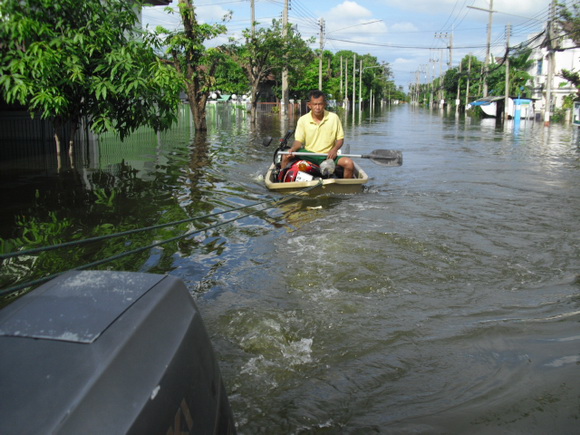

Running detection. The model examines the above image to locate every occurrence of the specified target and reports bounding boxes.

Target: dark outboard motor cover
[0,271,236,434]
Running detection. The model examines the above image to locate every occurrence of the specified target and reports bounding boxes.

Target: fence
[254,102,302,115]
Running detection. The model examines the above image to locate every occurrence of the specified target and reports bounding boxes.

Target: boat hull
[265,162,369,195]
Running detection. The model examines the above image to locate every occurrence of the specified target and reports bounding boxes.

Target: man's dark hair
[308,90,326,101]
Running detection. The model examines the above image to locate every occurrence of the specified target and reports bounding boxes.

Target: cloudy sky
[142,0,555,89]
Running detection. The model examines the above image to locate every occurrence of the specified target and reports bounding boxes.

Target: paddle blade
[262,136,273,147]
[366,149,403,166]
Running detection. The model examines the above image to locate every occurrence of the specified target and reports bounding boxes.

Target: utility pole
[281,0,289,117]
[352,54,356,110]
[449,31,453,71]
[318,18,325,90]
[468,1,495,97]
[504,24,511,120]
[345,57,349,108]
[435,32,453,71]
[340,56,343,99]
[251,0,255,38]
[439,49,443,104]
[544,0,556,126]
[456,61,462,111]
[416,70,421,104]
[465,55,472,106]
[429,62,433,108]
[359,59,362,111]
[484,0,494,97]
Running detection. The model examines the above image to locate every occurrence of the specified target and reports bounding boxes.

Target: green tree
[440,55,486,105]
[226,19,314,123]
[214,56,249,95]
[293,56,321,98]
[155,0,229,131]
[557,1,580,47]
[0,0,182,159]
[506,48,534,97]
[557,2,580,98]
[485,48,533,99]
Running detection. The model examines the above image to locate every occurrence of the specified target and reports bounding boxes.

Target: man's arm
[289,140,303,153]
[327,138,344,161]
[281,139,303,169]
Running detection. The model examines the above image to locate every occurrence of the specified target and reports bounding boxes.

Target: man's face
[308,96,326,116]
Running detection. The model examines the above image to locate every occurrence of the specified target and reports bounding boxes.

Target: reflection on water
[1,104,580,433]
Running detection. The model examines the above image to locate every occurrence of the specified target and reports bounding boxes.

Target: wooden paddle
[278,149,403,167]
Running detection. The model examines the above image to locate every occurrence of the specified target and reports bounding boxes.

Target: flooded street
[1,104,580,433]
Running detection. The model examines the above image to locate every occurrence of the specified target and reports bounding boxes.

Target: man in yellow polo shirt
[282,90,355,178]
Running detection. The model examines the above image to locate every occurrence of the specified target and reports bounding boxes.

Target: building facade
[528,31,580,118]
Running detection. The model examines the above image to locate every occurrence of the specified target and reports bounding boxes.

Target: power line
[326,37,490,50]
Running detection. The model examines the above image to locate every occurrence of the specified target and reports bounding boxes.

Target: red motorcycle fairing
[278,160,321,183]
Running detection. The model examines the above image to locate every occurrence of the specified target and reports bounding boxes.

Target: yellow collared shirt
[294,110,344,153]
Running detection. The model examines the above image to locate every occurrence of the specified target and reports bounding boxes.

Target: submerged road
[2,104,579,433]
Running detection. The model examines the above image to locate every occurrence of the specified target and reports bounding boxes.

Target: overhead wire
[289,0,320,30]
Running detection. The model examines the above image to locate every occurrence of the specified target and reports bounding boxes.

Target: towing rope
[0,181,324,296]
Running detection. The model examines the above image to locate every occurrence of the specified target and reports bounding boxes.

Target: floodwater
[1,104,580,433]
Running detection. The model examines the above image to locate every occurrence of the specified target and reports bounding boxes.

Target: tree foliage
[556,2,580,98]
[226,19,314,123]
[0,0,182,158]
[557,1,580,47]
[155,0,228,131]
[432,49,534,107]
[291,49,396,105]
[214,56,249,95]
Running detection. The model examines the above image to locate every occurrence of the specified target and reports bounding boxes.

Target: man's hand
[327,149,339,161]
[327,139,344,161]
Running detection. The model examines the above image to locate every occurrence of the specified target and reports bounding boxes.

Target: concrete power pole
[449,31,453,71]
[352,54,356,110]
[467,1,495,97]
[340,56,343,99]
[281,0,289,117]
[318,18,325,90]
[359,59,362,111]
[465,55,472,106]
[456,61,462,111]
[544,0,557,126]
[251,0,255,37]
[345,57,349,108]
[504,24,511,120]
[483,0,494,97]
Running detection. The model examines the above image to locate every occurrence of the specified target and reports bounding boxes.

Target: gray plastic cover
[0,270,164,343]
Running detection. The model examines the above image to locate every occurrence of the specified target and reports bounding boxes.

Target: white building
[528,29,580,118]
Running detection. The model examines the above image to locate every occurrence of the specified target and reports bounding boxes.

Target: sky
[142,0,557,90]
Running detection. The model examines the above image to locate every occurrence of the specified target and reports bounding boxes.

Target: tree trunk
[190,97,207,131]
[52,117,65,170]
[53,117,63,157]
[185,81,208,131]
[68,122,79,168]
[250,80,260,124]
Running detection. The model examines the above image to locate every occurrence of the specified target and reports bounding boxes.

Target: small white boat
[264,162,369,195]
[262,131,400,195]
